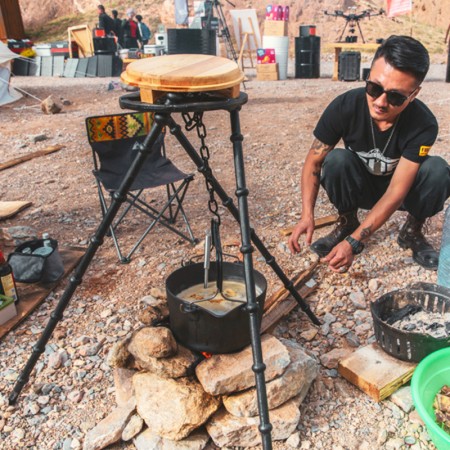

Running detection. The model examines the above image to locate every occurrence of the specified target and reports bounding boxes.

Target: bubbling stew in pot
[178,279,262,316]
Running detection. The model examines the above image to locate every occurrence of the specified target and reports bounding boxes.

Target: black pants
[321,148,450,221]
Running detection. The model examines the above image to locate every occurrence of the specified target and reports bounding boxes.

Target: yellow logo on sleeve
[419,145,431,156]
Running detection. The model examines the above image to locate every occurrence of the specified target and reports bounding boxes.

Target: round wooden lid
[121,54,244,93]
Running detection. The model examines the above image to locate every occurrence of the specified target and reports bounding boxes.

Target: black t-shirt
[313,88,438,176]
[99,13,115,35]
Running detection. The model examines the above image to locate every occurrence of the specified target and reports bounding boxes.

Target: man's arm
[288,138,334,253]
[324,156,420,271]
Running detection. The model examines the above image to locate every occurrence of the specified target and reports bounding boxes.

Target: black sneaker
[310,211,360,257]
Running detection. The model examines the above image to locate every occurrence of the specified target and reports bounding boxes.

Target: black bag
[7,238,65,283]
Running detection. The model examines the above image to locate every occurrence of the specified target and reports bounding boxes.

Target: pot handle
[211,219,224,293]
[180,302,198,314]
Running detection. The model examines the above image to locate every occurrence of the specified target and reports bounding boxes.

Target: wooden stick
[280,213,339,237]
[0,145,65,172]
[264,260,319,311]
[261,280,318,334]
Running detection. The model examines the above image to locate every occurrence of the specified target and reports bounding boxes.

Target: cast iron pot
[166,261,267,354]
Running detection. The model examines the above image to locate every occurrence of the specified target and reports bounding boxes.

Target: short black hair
[372,35,430,84]
[136,14,143,21]
[97,4,105,13]
[112,10,118,18]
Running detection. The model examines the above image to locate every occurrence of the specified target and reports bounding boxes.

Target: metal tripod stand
[10,90,319,449]
[205,0,238,63]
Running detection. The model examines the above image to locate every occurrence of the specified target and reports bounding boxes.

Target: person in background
[112,10,123,46]
[121,8,141,49]
[97,4,114,36]
[136,15,152,47]
[288,35,450,273]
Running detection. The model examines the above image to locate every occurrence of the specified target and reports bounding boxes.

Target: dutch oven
[166,261,267,354]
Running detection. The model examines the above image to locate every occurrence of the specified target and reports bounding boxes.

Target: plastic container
[411,347,450,450]
[143,45,165,56]
[437,205,450,288]
[33,44,52,57]
[33,233,53,256]
[370,282,450,362]
[262,35,289,80]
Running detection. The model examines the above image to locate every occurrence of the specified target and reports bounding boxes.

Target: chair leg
[96,183,128,263]
[124,181,197,260]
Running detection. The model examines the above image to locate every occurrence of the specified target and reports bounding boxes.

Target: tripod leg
[166,115,320,326]
[357,21,365,43]
[338,21,348,42]
[9,118,167,405]
[229,108,273,450]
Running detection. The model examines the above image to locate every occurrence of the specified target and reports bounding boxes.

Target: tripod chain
[182,111,221,225]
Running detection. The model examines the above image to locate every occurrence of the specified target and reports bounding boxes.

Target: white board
[230,9,261,51]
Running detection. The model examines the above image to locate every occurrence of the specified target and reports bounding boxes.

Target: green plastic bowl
[411,347,450,450]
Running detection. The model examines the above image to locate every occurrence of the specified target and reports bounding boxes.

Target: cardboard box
[0,295,17,325]
[256,63,278,74]
[256,48,276,64]
[264,20,288,37]
[256,71,279,81]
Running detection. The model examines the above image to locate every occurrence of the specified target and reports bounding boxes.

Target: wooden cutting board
[121,54,244,103]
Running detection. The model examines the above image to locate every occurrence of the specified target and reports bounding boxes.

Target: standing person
[112,10,123,46]
[288,35,450,273]
[135,15,152,47]
[97,4,114,36]
[121,8,141,49]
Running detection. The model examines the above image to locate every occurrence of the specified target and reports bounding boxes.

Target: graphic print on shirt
[350,147,400,176]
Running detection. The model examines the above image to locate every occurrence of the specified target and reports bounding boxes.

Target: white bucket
[262,36,289,80]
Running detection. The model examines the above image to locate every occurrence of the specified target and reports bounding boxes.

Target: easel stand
[237,17,257,70]
[10,90,319,450]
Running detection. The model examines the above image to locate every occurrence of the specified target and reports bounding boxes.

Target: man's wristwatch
[345,236,364,255]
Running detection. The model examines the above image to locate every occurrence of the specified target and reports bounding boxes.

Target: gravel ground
[0,60,449,450]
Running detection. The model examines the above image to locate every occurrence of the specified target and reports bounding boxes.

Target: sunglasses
[365,80,418,107]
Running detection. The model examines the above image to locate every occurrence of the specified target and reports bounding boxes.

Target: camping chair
[86,111,197,263]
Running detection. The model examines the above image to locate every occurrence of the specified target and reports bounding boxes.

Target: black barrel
[295,36,320,79]
[167,29,216,56]
[299,25,316,37]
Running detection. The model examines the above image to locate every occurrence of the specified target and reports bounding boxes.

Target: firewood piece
[0,145,65,172]
[338,343,417,402]
[263,260,319,312]
[261,280,318,334]
[280,214,339,237]
[0,201,32,220]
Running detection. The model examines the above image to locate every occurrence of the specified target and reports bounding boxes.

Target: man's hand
[322,240,354,273]
[288,217,315,254]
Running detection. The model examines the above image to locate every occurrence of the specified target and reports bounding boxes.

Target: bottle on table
[0,250,19,304]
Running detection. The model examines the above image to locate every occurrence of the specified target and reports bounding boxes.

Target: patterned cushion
[86,112,153,143]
